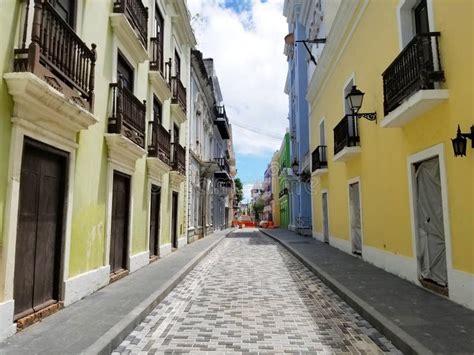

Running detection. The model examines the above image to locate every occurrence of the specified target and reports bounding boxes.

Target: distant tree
[234,178,244,203]
[252,198,265,221]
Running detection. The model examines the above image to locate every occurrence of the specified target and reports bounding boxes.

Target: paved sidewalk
[0,229,231,355]
[261,228,474,355]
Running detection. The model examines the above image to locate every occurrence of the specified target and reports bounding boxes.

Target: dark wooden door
[117,53,134,91]
[171,192,179,249]
[52,0,76,27]
[174,50,181,79]
[14,140,66,320]
[414,0,429,34]
[149,185,161,257]
[110,172,130,274]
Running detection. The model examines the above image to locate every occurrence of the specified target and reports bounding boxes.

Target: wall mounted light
[284,33,327,66]
[345,85,377,122]
[451,125,474,157]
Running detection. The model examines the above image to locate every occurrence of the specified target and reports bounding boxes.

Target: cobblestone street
[114,230,400,354]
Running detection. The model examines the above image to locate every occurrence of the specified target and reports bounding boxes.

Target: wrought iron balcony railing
[312,145,328,172]
[172,142,186,175]
[113,0,148,49]
[13,0,96,112]
[171,76,187,114]
[109,82,146,148]
[333,115,359,155]
[215,105,229,124]
[215,157,230,174]
[148,121,171,165]
[382,32,444,115]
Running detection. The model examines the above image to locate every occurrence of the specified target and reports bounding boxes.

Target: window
[175,50,181,79]
[117,53,134,91]
[414,0,429,34]
[398,0,432,48]
[153,95,162,124]
[343,78,354,115]
[173,124,180,145]
[319,119,326,146]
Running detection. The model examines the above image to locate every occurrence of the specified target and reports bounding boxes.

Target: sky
[187,0,288,202]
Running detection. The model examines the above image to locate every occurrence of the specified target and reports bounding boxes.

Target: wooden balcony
[382,33,446,124]
[149,36,164,74]
[109,82,146,148]
[12,0,96,112]
[333,115,361,162]
[113,0,148,49]
[172,143,186,175]
[214,105,230,139]
[171,76,187,118]
[312,145,328,173]
[148,121,171,166]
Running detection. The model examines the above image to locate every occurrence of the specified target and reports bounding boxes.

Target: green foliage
[234,177,244,203]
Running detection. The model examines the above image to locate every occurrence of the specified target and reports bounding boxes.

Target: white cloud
[187,0,288,156]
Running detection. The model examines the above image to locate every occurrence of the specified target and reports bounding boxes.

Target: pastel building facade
[308,0,473,310]
[0,0,197,339]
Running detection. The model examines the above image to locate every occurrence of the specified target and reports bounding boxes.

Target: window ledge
[381,89,449,128]
[312,168,328,177]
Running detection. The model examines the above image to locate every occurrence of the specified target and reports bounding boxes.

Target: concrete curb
[85,230,232,355]
[259,229,432,355]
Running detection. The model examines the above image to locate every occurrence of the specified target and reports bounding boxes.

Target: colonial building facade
[187,50,234,242]
[0,0,236,340]
[307,0,473,310]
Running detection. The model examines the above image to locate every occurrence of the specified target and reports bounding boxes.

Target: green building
[278,132,291,229]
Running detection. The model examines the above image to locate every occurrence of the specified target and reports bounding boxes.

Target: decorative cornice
[307,0,366,105]
[104,134,146,171]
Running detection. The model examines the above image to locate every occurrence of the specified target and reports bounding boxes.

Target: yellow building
[308,0,473,310]
[0,0,195,338]
[271,150,281,227]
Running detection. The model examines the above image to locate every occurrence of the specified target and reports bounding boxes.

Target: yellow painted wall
[310,0,473,274]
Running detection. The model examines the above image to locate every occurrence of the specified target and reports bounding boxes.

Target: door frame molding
[147,179,162,257]
[321,189,330,244]
[104,163,135,272]
[347,176,363,255]
[1,121,75,304]
[407,143,452,285]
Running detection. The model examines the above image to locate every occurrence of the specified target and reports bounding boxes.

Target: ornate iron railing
[312,145,327,172]
[109,81,146,148]
[172,143,186,175]
[171,76,186,114]
[113,0,148,49]
[333,115,359,155]
[382,32,444,115]
[14,0,96,112]
[215,105,229,124]
[148,121,171,165]
[150,36,163,74]
[215,157,230,174]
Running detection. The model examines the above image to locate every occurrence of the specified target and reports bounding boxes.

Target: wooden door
[117,53,134,91]
[110,172,130,274]
[14,140,66,320]
[149,185,161,257]
[171,192,179,249]
[414,0,429,34]
[174,50,181,79]
[52,0,76,27]
[349,182,362,256]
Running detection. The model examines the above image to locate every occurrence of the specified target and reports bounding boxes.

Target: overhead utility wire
[231,122,283,140]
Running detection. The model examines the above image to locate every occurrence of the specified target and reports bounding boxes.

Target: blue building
[283,0,312,235]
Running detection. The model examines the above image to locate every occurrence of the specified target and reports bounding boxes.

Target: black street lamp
[345,85,377,122]
[452,125,474,157]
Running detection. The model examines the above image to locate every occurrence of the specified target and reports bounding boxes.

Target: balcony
[312,145,328,176]
[110,0,149,63]
[172,143,186,176]
[381,32,448,128]
[147,121,171,177]
[149,38,171,101]
[170,76,187,122]
[214,105,231,139]
[333,115,361,162]
[4,1,98,141]
[214,157,231,182]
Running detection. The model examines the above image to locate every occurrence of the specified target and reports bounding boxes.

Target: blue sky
[188,0,287,200]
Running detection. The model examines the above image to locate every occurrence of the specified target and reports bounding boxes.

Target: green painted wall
[277,133,290,229]
[279,195,290,229]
